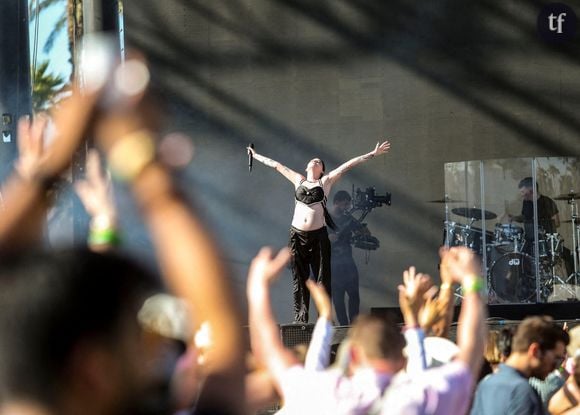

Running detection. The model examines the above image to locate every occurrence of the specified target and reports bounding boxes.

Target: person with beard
[470,316,568,415]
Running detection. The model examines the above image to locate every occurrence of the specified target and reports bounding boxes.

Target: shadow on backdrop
[121,0,580,320]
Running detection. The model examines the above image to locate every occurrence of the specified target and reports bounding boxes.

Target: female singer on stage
[247,141,391,323]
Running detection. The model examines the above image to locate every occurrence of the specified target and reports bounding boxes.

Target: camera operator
[328,190,370,325]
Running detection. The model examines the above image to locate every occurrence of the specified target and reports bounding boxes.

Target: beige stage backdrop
[121,0,580,322]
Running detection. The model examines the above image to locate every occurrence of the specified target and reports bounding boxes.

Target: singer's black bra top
[295,179,325,205]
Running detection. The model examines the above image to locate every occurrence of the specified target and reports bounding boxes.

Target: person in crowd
[245,279,334,414]
[470,316,568,415]
[247,245,486,414]
[529,327,570,412]
[416,252,456,339]
[549,355,580,414]
[484,327,515,374]
[378,247,487,414]
[0,249,181,415]
[0,51,245,415]
[549,325,580,415]
[0,82,173,415]
[247,140,390,323]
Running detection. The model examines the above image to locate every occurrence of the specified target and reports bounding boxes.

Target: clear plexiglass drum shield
[444,157,580,304]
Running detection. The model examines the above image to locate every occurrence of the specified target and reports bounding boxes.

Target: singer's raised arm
[325,140,390,185]
[247,146,303,184]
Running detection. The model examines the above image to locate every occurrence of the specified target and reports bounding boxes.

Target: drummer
[514,177,560,236]
[500,177,560,257]
[512,177,577,279]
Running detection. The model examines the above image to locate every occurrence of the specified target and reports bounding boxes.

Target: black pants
[289,226,331,323]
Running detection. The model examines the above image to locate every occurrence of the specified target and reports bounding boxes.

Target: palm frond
[42,14,67,53]
[29,0,66,22]
[32,60,67,112]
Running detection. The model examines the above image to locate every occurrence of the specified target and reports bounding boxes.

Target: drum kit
[432,192,580,303]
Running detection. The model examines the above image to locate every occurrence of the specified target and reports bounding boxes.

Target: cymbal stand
[545,233,575,298]
[565,197,580,286]
[575,221,580,285]
[444,195,451,248]
[443,197,464,303]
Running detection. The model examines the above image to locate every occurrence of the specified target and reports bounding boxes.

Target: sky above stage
[28,0,72,80]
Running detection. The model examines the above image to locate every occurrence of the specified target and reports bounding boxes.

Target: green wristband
[461,276,484,295]
[89,228,121,246]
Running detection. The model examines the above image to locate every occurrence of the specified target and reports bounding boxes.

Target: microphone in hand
[248,143,254,172]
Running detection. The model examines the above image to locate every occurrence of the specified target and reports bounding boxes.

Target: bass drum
[489,252,536,303]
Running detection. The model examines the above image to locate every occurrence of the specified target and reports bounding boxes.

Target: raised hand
[37,87,102,180]
[74,150,115,220]
[371,140,391,156]
[418,286,448,334]
[247,247,291,288]
[399,266,433,307]
[0,82,103,252]
[439,246,481,285]
[398,266,433,327]
[306,279,331,320]
[15,114,48,181]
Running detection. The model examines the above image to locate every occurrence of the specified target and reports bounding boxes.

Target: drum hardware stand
[444,195,451,248]
[564,195,580,287]
[544,233,576,300]
[443,196,464,303]
[512,236,521,254]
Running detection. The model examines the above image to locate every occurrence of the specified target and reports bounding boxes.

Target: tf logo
[537,3,577,42]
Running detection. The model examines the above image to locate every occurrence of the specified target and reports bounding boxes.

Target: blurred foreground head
[347,314,406,373]
[0,249,183,415]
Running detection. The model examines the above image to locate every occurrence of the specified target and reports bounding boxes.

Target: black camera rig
[351,186,391,221]
[341,186,391,251]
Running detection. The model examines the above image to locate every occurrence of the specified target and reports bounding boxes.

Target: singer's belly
[291,203,325,231]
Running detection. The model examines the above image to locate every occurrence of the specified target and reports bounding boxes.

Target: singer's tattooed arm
[326,140,391,184]
[248,147,303,184]
[253,154,278,168]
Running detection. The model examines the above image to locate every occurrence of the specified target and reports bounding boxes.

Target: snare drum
[445,223,490,255]
[494,223,524,245]
[467,227,494,256]
[445,222,466,247]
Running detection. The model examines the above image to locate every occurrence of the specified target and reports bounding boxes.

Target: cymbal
[511,215,525,223]
[428,197,467,203]
[554,192,579,201]
[452,207,497,220]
